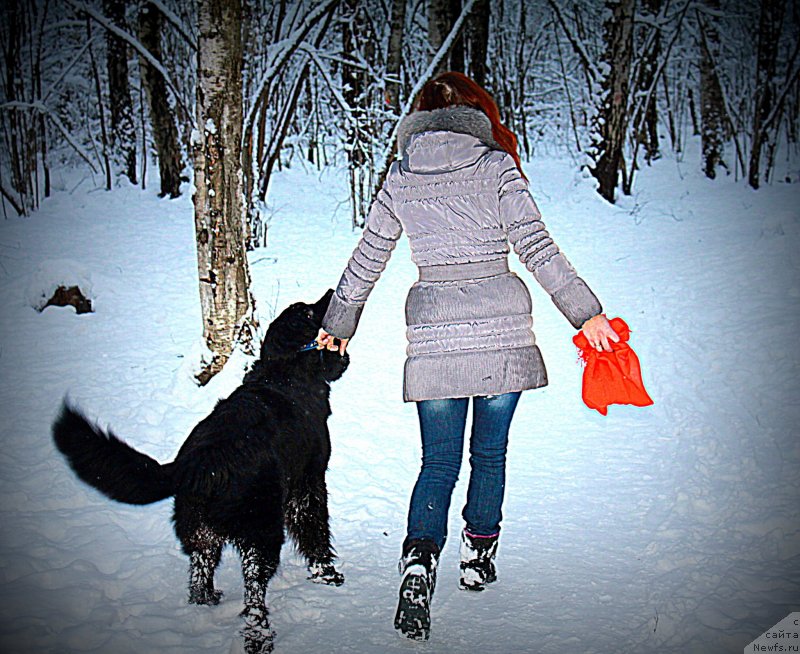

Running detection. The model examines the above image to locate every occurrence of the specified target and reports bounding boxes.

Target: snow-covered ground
[0,149,798,654]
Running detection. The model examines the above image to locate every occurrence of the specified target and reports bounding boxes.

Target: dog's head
[260,289,349,382]
[261,289,334,360]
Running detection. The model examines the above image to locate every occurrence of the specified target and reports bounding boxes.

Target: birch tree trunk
[193,0,253,384]
[103,0,137,185]
[748,0,785,189]
[138,1,182,198]
[590,0,635,203]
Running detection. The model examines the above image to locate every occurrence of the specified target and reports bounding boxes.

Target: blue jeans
[405,392,521,550]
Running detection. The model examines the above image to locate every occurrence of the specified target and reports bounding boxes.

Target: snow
[0,148,798,654]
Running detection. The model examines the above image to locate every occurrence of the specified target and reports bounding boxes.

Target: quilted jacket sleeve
[498,155,602,329]
[321,179,403,339]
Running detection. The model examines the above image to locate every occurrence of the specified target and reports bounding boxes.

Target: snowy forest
[2,0,799,379]
[3,0,799,210]
[1,1,799,653]
[5,0,799,215]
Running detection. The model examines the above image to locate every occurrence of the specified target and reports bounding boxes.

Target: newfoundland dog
[52,289,348,653]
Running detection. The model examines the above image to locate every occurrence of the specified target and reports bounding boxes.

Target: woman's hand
[580,314,620,352]
[316,328,349,355]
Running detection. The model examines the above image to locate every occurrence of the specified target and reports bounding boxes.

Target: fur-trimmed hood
[396,105,501,155]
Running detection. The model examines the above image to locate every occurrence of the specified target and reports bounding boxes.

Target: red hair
[415,71,527,180]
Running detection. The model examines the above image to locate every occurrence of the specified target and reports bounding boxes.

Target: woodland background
[2,0,798,378]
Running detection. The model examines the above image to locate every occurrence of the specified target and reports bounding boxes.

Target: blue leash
[298,340,320,352]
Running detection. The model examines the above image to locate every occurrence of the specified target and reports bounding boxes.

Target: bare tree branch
[1,179,25,216]
[146,0,197,50]
[762,37,800,133]
[380,0,478,167]
[1,101,98,173]
[302,48,359,127]
[43,36,98,103]
[548,0,601,84]
[64,0,194,128]
[244,0,340,132]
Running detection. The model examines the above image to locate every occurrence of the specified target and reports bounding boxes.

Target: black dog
[52,289,348,653]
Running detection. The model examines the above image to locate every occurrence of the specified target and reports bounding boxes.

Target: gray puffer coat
[322,105,602,402]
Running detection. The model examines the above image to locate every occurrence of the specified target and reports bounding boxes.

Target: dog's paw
[188,587,223,605]
[321,349,349,382]
[241,610,276,654]
[307,561,345,586]
[242,628,275,654]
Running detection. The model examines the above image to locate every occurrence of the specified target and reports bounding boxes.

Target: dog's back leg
[174,499,225,605]
[187,528,224,605]
[238,535,282,654]
[285,471,344,587]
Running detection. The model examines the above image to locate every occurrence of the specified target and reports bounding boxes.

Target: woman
[317,72,618,641]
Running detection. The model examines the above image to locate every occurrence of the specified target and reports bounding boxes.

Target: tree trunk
[138,1,182,198]
[748,0,785,189]
[33,0,50,200]
[341,0,372,227]
[103,0,137,185]
[661,70,678,151]
[428,0,473,76]
[193,0,253,383]
[698,0,726,179]
[386,0,407,110]
[590,0,635,203]
[428,0,450,74]
[448,0,465,73]
[87,19,113,191]
[242,0,338,243]
[1,0,32,214]
[634,0,661,163]
[464,0,489,87]
[688,87,700,136]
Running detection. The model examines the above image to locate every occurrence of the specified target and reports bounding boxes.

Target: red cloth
[572,317,653,415]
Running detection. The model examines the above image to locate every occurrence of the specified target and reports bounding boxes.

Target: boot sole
[459,565,497,591]
[394,573,431,641]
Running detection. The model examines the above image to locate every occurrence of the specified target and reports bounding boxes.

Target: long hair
[414,71,527,180]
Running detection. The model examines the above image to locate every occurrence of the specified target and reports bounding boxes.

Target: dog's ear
[260,324,292,361]
[313,289,335,318]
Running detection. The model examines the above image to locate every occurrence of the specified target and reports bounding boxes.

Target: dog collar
[298,341,319,352]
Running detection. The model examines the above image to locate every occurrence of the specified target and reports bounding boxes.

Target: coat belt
[417,259,510,282]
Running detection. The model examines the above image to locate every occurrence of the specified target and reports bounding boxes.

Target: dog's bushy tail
[52,403,175,505]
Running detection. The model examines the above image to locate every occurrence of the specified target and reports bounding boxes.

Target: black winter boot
[393,539,440,641]
[458,529,498,591]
